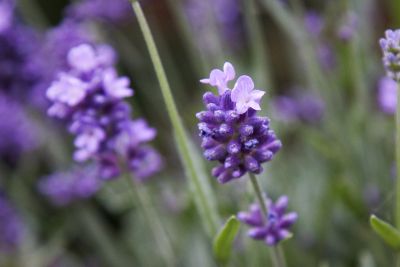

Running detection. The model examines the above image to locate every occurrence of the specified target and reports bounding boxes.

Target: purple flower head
[238,196,297,246]
[47,43,162,181]
[0,0,14,33]
[0,192,25,252]
[304,11,324,37]
[380,29,400,81]
[39,165,102,206]
[0,94,38,165]
[272,92,325,124]
[337,12,358,41]
[200,62,236,95]
[67,0,132,24]
[378,77,397,114]
[197,63,281,183]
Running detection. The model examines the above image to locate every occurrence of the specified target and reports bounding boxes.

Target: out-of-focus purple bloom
[39,165,102,206]
[378,77,397,114]
[47,43,162,181]
[197,62,281,183]
[304,11,324,37]
[317,44,336,70]
[238,196,297,246]
[200,62,235,95]
[272,93,325,124]
[337,12,358,41]
[0,94,38,165]
[184,0,243,53]
[0,192,25,252]
[67,0,132,24]
[380,29,400,81]
[0,0,14,33]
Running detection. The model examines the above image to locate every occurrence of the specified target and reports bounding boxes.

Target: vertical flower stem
[124,174,175,267]
[248,173,286,267]
[129,0,220,236]
[396,82,400,229]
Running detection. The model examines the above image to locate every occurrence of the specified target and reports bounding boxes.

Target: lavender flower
[272,93,325,123]
[47,43,162,180]
[197,62,281,183]
[380,29,400,81]
[378,77,397,114]
[337,12,358,41]
[39,165,102,206]
[304,11,324,37]
[238,196,297,246]
[0,94,38,165]
[67,0,132,24]
[0,0,14,33]
[0,192,25,252]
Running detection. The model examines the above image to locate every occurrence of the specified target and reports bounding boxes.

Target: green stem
[124,175,175,267]
[129,0,220,235]
[248,173,286,267]
[396,82,400,229]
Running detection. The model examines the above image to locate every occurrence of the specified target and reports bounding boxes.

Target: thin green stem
[248,173,286,267]
[124,175,175,267]
[130,0,220,235]
[396,82,400,229]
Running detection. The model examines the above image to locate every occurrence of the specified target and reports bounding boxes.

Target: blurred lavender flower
[337,12,358,42]
[272,93,325,124]
[39,165,102,206]
[377,77,397,114]
[0,94,38,165]
[67,0,132,24]
[47,44,162,180]
[184,0,243,53]
[304,11,324,37]
[238,195,297,246]
[0,192,25,252]
[380,29,400,81]
[0,0,14,33]
[197,62,281,183]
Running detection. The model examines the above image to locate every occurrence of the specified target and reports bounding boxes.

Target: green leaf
[213,216,240,264]
[370,214,400,250]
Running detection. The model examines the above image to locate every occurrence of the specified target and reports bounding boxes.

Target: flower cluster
[47,43,162,180]
[197,62,281,183]
[238,196,297,246]
[0,192,25,252]
[378,77,397,115]
[39,165,102,206]
[380,29,400,81]
[0,93,38,165]
[272,93,325,124]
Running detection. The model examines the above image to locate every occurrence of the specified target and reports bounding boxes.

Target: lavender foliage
[238,195,297,246]
[197,62,281,183]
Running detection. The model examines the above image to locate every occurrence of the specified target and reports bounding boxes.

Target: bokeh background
[1,0,400,266]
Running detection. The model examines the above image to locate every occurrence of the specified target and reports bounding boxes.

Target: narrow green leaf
[213,216,240,264]
[370,215,400,250]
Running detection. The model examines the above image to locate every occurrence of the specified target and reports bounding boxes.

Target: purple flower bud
[238,196,297,246]
[380,29,400,81]
[378,77,397,114]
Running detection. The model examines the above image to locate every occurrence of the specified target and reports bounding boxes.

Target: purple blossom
[200,62,235,95]
[0,192,25,252]
[0,0,14,33]
[238,196,297,246]
[337,12,358,41]
[39,165,102,206]
[47,43,163,181]
[380,29,400,81]
[0,94,38,165]
[272,93,325,124]
[304,11,324,37]
[197,62,281,183]
[66,0,132,24]
[378,77,397,114]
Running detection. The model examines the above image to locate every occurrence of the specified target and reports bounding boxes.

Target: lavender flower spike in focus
[238,196,297,246]
[380,30,400,81]
[197,62,282,183]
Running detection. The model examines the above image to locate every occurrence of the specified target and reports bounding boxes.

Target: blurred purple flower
[39,165,102,206]
[317,44,336,70]
[47,44,162,180]
[0,0,14,33]
[0,192,25,252]
[0,94,38,165]
[304,11,324,37]
[337,12,358,41]
[197,62,281,183]
[378,77,397,114]
[67,0,132,24]
[272,93,325,124]
[238,195,297,246]
[380,29,400,81]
